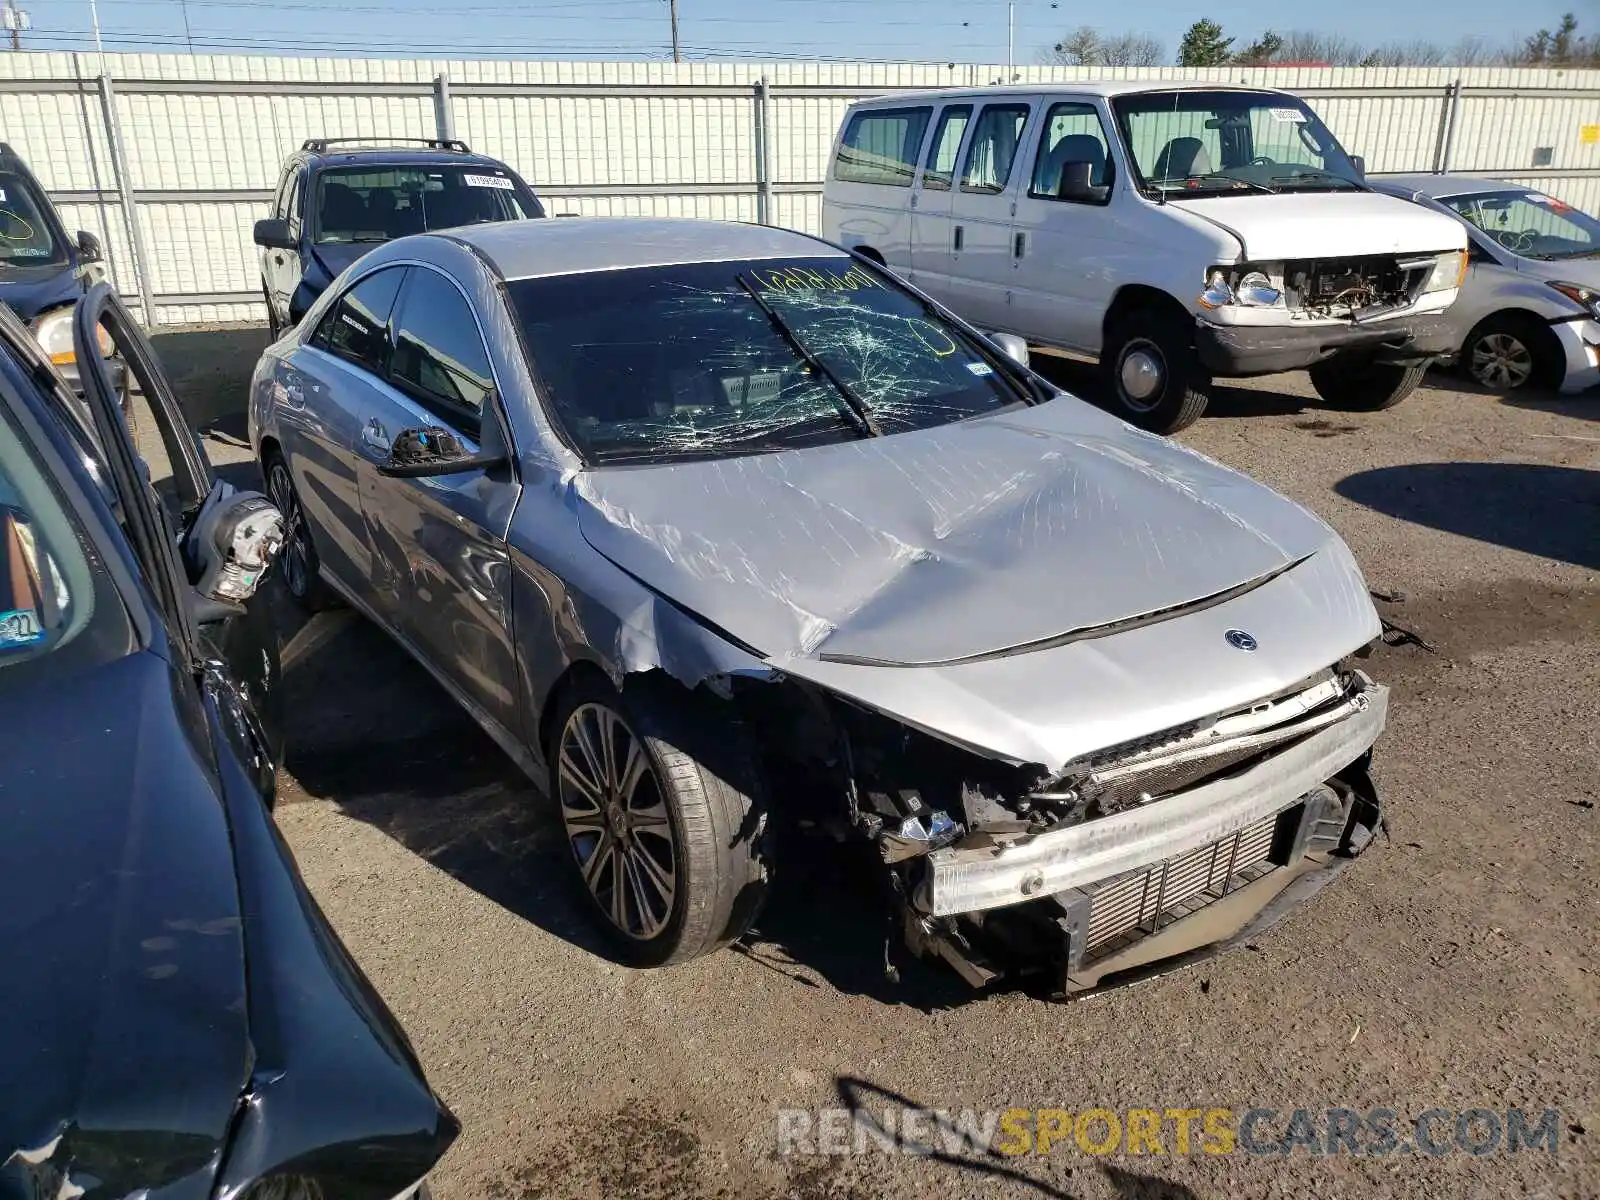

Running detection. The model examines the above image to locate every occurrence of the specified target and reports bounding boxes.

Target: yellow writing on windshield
[754,264,884,294]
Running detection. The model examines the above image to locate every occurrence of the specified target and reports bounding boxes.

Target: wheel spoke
[596,707,620,789]
[558,743,606,810]
[569,709,608,795]
[630,794,672,830]
[622,850,670,937]
[617,734,650,806]
[632,839,675,909]
[609,849,629,929]
[576,831,613,888]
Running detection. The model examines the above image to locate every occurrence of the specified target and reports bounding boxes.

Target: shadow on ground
[1336,461,1600,569]
[273,608,983,1005]
[1028,352,1359,420]
[829,1077,1202,1199]
[150,325,267,436]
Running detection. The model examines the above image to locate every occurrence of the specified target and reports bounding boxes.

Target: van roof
[848,81,1297,105]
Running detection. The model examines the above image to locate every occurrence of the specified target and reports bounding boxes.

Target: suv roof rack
[301,137,472,154]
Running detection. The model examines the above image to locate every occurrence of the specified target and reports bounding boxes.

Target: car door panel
[356,268,525,743]
[947,100,1037,331]
[278,265,407,609]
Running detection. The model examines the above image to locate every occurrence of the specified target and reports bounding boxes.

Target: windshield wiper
[737,276,880,437]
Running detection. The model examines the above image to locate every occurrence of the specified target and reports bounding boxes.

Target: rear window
[508,256,1024,465]
[0,170,64,267]
[833,107,933,187]
[314,164,543,244]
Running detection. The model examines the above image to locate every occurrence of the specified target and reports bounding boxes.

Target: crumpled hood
[1170,190,1467,261]
[0,651,248,1199]
[310,240,378,284]
[572,396,1338,668]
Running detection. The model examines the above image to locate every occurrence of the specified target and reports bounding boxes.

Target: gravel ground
[151,327,1599,1200]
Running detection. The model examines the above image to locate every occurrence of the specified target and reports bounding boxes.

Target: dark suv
[254,137,545,338]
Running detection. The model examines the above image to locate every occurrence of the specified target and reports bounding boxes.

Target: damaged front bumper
[1196,314,1457,376]
[905,673,1387,992]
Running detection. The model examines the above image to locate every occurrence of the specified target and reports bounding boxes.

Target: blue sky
[19,0,1582,61]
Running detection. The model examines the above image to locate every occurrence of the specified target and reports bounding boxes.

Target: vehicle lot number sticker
[0,608,44,650]
[463,173,514,190]
[966,362,994,376]
[1269,107,1306,123]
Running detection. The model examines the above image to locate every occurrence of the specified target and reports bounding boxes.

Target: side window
[389,270,494,420]
[833,106,933,188]
[273,167,294,220]
[1029,102,1114,202]
[285,167,305,236]
[921,105,972,192]
[313,266,405,376]
[960,104,1031,195]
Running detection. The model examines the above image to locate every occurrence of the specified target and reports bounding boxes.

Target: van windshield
[314,165,543,244]
[1111,91,1363,198]
[0,170,65,268]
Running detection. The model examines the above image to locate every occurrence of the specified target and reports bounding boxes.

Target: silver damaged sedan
[250,217,1389,994]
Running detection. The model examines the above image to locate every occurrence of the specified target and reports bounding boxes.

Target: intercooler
[1079,811,1281,961]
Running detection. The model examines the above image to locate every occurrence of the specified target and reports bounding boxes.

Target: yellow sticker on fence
[1581,124,1600,144]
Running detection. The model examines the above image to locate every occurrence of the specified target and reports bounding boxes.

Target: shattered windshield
[508,257,1028,464]
[1112,91,1363,198]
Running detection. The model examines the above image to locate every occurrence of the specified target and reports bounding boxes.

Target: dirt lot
[153,327,1598,1200]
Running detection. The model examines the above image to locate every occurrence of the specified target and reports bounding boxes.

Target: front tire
[262,449,338,613]
[1461,312,1563,392]
[1308,355,1426,411]
[1101,310,1210,433]
[551,676,770,967]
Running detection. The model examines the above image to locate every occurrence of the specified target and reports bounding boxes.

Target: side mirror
[253,218,296,250]
[1057,161,1110,204]
[378,426,508,479]
[75,230,103,263]
[1349,155,1367,180]
[184,481,286,611]
[986,332,1030,368]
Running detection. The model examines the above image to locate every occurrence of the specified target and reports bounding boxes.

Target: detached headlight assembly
[1547,280,1600,319]
[1421,249,1468,294]
[1197,265,1283,309]
[31,306,112,367]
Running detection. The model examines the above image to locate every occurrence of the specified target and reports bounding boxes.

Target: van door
[826,105,933,274]
[946,100,1037,331]
[1008,98,1122,353]
[907,103,972,297]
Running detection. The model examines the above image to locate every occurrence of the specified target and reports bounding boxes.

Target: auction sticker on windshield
[463,174,515,190]
[0,608,44,650]
[1269,107,1306,122]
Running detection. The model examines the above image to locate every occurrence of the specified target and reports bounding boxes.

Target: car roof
[303,146,515,172]
[851,80,1301,105]
[1375,173,1532,201]
[445,217,841,281]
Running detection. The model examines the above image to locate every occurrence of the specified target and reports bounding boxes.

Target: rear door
[356,266,524,744]
[264,162,307,327]
[908,102,972,296]
[825,104,932,275]
[946,99,1037,331]
[282,264,407,611]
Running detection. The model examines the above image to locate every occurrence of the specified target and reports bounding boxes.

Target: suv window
[961,104,1031,195]
[833,107,932,188]
[389,270,494,419]
[1029,102,1114,201]
[921,106,972,192]
[314,267,405,375]
[313,165,540,244]
[285,166,305,236]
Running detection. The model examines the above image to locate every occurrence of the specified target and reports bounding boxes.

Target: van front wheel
[1101,311,1210,433]
[1308,355,1427,411]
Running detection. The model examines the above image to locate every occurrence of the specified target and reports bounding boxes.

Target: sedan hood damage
[571,396,1379,768]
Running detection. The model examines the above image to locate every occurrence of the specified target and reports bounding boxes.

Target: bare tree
[1046,25,1164,67]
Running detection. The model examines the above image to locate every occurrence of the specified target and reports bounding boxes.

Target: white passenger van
[821,83,1469,432]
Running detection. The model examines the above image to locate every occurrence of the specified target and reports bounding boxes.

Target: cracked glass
[508,257,1032,464]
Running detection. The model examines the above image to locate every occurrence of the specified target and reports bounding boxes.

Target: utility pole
[1006,0,1014,82]
[179,0,194,52]
[669,0,680,63]
[89,0,104,67]
[3,0,28,51]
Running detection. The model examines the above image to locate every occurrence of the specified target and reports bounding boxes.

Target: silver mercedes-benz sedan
[249,216,1389,994]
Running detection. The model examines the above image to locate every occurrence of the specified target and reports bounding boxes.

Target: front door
[945,100,1037,332]
[1008,98,1122,353]
[356,266,524,744]
[265,164,305,328]
[907,102,972,297]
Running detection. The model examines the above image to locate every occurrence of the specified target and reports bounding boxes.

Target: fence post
[96,73,158,326]
[754,75,773,225]
[1432,79,1462,174]
[433,73,456,143]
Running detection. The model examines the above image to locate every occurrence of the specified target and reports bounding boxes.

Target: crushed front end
[769,667,1387,996]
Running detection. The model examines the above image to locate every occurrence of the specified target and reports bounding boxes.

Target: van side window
[834,107,933,188]
[960,104,1030,195]
[1029,102,1114,202]
[921,105,972,192]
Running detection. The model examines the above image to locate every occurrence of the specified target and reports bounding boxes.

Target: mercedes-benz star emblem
[1225,629,1258,652]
